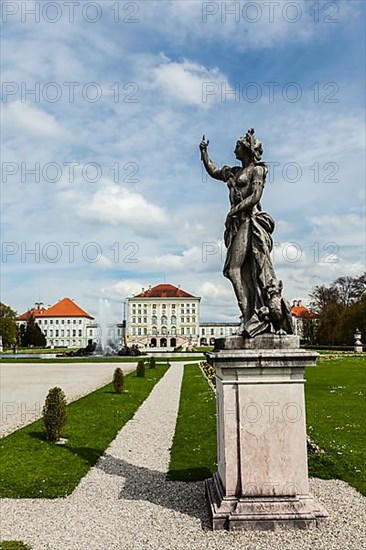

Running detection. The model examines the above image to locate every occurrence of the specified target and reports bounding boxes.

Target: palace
[127,284,201,349]
[16,298,98,348]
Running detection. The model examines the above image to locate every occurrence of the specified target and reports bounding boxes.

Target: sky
[1,0,365,323]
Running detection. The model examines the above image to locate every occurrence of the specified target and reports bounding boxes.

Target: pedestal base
[205,337,328,531]
[206,473,328,531]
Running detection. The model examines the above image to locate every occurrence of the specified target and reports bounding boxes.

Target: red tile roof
[17,307,47,321]
[17,298,94,320]
[135,284,196,298]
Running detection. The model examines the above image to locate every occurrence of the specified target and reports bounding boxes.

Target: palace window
[161,315,167,325]
[171,315,176,324]
[152,315,157,325]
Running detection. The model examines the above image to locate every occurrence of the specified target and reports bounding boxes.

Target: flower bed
[199,361,216,390]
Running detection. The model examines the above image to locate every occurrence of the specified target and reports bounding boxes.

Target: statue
[200,128,294,337]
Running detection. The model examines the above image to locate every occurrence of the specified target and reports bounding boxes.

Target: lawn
[168,357,366,496]
[168,363,217,481]
[305,356,366,495]
[0,364,169,498]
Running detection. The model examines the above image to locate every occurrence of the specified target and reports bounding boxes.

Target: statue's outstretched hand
[199,134,209,158]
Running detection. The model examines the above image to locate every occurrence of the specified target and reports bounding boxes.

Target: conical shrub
[149,356,156,369]
[113,367,124,394]
[42,387,67,442]
[136,359,145,377]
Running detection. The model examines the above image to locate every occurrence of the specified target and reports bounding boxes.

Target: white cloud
[72,182,169,232]
[149,56,231,107]
[139,0,360,52]
[2,101,66,138]
[308,213,365,247]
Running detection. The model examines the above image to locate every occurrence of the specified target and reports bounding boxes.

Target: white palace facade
[16,298,99,348]
[127,284,201,349]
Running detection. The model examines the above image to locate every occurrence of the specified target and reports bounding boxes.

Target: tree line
[0,304,46,349]
[304,273,366,346]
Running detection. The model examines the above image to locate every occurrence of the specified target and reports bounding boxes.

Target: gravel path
[1,363,365,549]
[0,362,138,437]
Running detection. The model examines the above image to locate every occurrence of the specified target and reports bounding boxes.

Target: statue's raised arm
[199,135,227,181]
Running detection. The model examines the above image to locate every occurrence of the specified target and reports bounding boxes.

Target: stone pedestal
[205,335,328,531]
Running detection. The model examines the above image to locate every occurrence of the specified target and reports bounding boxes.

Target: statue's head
[235,128,263,162]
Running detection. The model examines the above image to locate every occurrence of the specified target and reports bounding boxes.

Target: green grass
[193,346,214,352]
[168,363,217,481]
[0,543,31,549]
[0,540,30,550]
[305,356,366,495]
[0,364,169,498]
[167,357,366,495]
[1,356,204,364]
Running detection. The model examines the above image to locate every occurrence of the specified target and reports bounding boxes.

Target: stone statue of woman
[199,128,293,336]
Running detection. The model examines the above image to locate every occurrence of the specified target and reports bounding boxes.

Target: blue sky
[1,0,365,322]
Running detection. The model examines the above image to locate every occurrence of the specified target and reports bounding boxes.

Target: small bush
[136,359,145,377]
[149,356,156,369]
[42,387,67,442]
[113,367,124,394]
